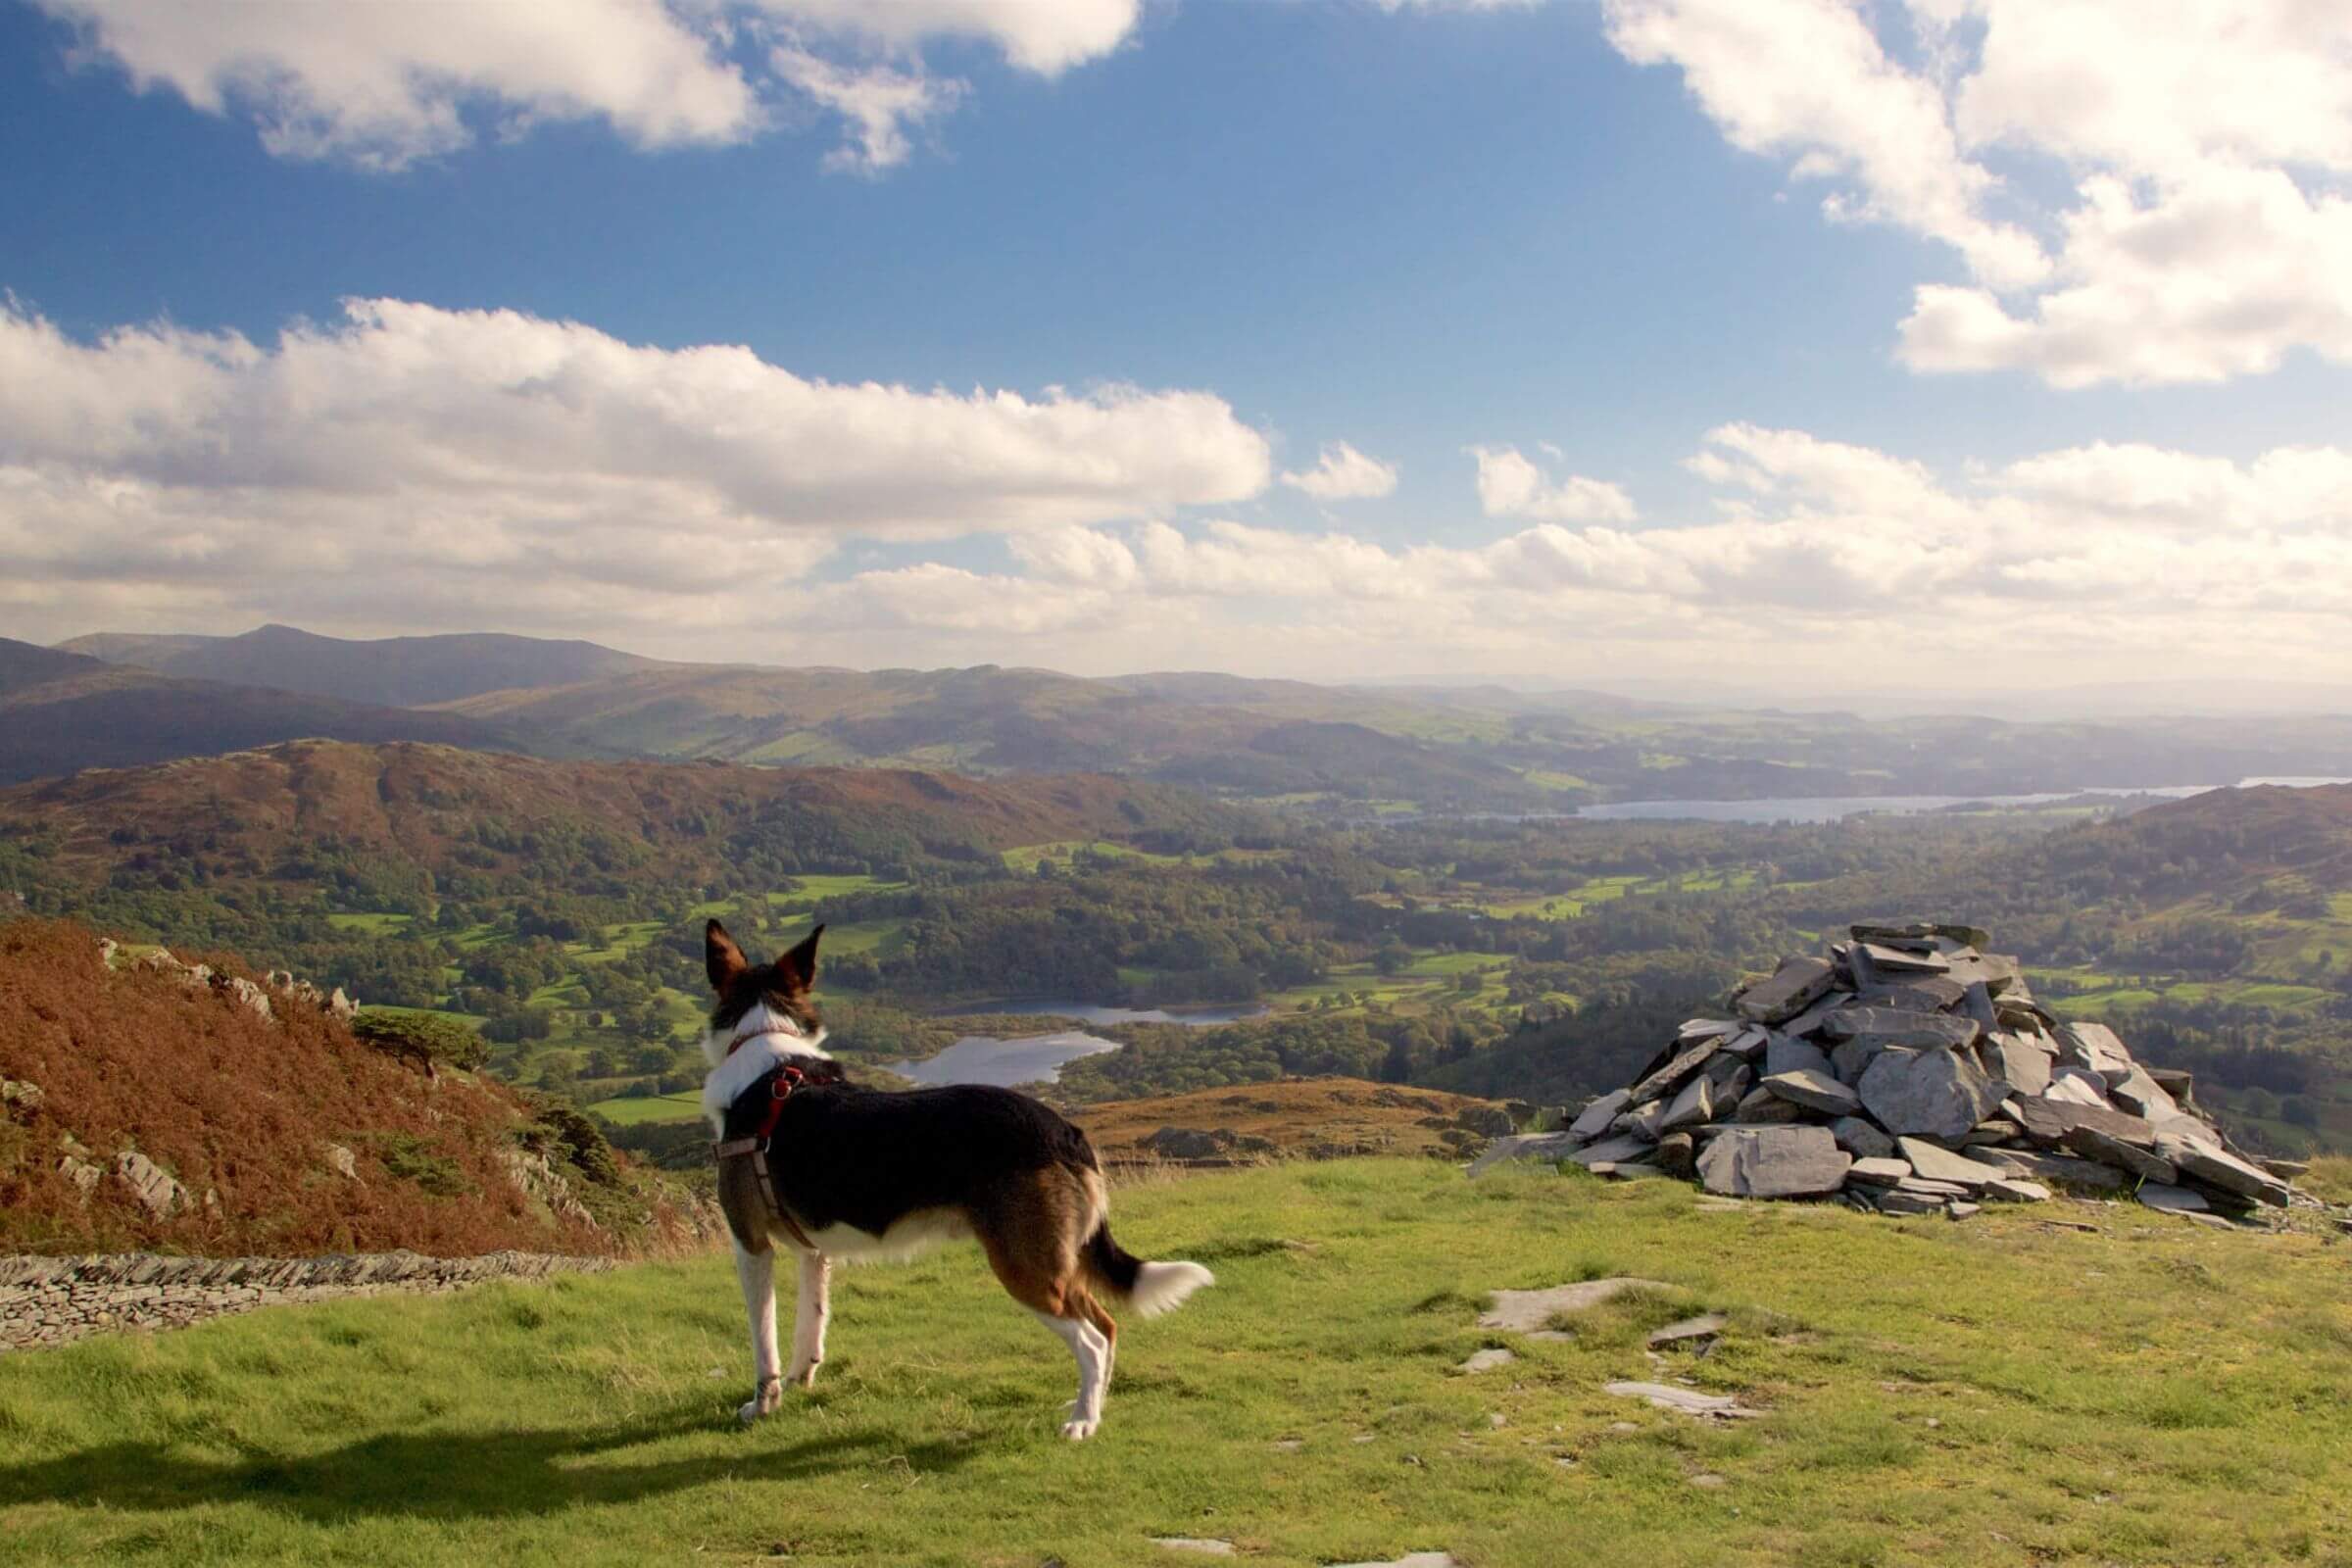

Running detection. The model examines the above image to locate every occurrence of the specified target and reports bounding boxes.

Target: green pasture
[3,1158,2346,1566]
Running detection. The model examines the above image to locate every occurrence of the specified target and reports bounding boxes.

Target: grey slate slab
[1696,1126,1852,1199]
[1762,1068,1861,1116]
[1568,1088,1633,1141]
[1734,955,1838,1023]
[1858,1047,2003,1142]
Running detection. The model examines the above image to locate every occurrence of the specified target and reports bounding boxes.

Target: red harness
[712,1041,818,1252]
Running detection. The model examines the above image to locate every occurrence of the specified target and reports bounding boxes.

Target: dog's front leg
[733,1239,784,1424]
[788,1250,831,1389]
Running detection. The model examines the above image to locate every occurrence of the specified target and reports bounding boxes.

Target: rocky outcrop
[0,1250,610,1351]
[1487,921,2328,1227]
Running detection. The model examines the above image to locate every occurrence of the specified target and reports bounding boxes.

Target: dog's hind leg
[1030,1308,1110,1442]
[788,1250,831,1389]
[1076,1290,1119,1398]
[732,1238,785,1425]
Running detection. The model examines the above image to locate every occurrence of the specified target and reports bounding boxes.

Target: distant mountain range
[19,623,2352,807]
[57,624,663,708]
[0,638,514,786]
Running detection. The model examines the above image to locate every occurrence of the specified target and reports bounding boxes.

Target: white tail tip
[1130,1260,1214,1318]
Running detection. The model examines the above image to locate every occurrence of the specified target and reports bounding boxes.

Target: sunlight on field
[2,1160,2344,1567]
[583,1092,705,1126]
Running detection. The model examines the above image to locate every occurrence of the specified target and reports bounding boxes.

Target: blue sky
[4,1,2350,694]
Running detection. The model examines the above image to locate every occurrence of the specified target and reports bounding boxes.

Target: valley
[5,730,2349,1156]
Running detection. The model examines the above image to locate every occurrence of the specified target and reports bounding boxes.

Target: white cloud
[794,422,2352,682]
[33,0,762,170]
[32,0,1142,172]
[1604,0,2352,386]
[1601,0,2047,290]
[0,297,1269,640]
[1471,445,1638,522]
[1280,442,1399,502]
[750,0,1141,77]
[769,46,964,174]
[1898,164,2352,386]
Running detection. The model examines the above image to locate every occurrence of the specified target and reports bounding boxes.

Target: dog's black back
[727,1067,1102,1239]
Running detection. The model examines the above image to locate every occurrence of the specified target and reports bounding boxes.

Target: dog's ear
[777,924,824,995]
[706,919,750,992]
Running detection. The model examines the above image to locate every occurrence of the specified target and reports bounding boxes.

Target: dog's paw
[737,1377,785,1425]
[1059,1417,1099,1442]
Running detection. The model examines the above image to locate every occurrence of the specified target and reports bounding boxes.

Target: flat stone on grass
[1604,1381,1758,1419]
[1456,1348,1516,1374]
[1151,1540,1236,1556]
[2137,1182,2210,1216]
[1646,1313,1727,1350]
[1479,1278,1670,1333]
[1464,1133,1582,1178]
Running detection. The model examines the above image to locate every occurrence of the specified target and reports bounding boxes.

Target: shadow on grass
[0,1403,979,1523]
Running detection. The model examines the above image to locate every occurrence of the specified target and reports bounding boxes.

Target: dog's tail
[1082,1222,1214,1318]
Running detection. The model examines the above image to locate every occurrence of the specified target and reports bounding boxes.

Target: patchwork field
[4,1159,2347,1567]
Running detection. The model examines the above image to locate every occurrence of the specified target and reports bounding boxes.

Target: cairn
[1475,922,2309,1225]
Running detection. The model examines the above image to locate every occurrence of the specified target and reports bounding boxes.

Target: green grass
[324,913,414,936]
[583,1092,706,1126]
[768,874,908,906]
[3,1160,2346,1567]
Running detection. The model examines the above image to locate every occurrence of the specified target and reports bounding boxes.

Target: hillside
[0,640,520,786]
[59,624,664,709]
[36,623,2352,808]
[0,920,706,1256]
[1073,1078,1514,1164]
[0,739,1261,891]
[1,1157,2345,1565]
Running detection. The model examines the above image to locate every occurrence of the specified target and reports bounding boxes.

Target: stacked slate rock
[1479,922,2306,1224]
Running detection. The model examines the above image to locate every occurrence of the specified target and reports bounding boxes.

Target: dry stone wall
[0,1250,609,1351]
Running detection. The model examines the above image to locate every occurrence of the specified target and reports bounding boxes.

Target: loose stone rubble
[1483,921,2321,1224]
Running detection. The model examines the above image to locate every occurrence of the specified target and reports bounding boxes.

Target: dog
[699,918,1213,1440]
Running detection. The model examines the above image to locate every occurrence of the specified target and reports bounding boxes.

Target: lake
[956,999,1269,1027]
[889,999,1265,1088]
[885,1029,1120,1088]
[1570,778,2348,825]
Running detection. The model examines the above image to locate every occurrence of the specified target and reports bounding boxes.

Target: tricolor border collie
[699,918,1212,1440]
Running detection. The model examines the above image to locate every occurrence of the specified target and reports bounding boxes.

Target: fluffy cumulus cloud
[1471,445,1638,523]
[1280,442,1400,502]
[1602,0,2352,386]
[32,0,1140,172]
[8,298,2348,680]
[800,421,2352,682]
[0,298,1267,638]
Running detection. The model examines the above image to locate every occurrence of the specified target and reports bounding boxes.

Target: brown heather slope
[0,920,705,1257]
[0,739,1259,889]
[1073,1078,1512,1165]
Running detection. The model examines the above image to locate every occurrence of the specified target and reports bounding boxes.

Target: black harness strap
[714,1063,818,1252]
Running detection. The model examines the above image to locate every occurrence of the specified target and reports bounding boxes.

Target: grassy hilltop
[3,1158,2347,1568]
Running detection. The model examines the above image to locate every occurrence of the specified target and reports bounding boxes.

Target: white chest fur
[699,1004,831,1133]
